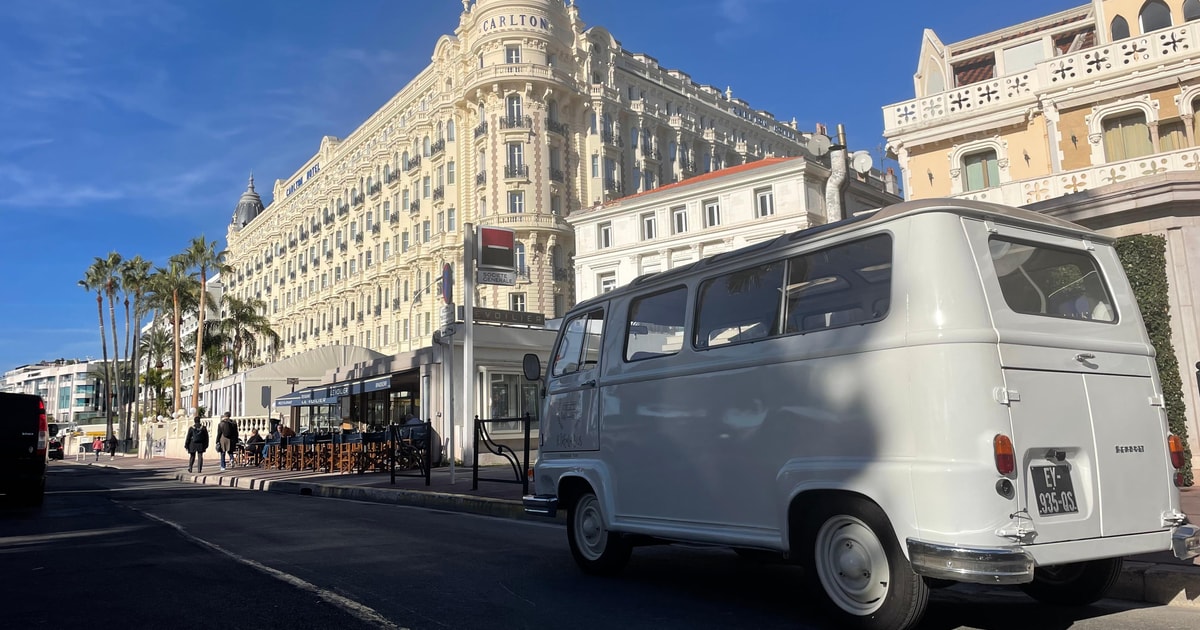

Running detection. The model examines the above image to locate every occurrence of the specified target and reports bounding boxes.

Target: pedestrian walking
[106,435,118,459]
[185,416,209,473]
[92,436,103,461]
[216,412,238,471]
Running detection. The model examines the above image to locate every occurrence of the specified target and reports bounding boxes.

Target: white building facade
[571,157,901,298]
[223,0,822,366]
[1,359,106,425]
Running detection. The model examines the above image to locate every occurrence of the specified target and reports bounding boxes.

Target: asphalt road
[3,464,1199,630]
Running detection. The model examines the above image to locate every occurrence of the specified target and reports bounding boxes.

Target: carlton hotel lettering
[479,14,551,33]
[285,163,321,197]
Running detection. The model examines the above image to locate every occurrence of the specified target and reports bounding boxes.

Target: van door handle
[1074,353,1096,362]
[582,379,597,388]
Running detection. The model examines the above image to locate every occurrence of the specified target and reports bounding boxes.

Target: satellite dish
[806,134,831,157]
[851,151,874,175]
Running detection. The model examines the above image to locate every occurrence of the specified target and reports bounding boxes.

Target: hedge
[1115,234,1193,486]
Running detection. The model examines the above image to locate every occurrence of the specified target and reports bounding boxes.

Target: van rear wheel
[801,496,928,630]
[1019,558,1123,606]
[567,491,631,576]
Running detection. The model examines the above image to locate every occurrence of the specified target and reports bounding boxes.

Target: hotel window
[508,190,525,213]
[510,293,527,312]
[335,267,342,282]
[437,211,445,234]
[1160,119,1187,152]
[591,155,600,178]
[422,220,431,242]
[447,120,455,141]
[1102,112,1152,161]
[437,166,444,188]
[1111,15,1131,40]
[506,44,521,64]
[551,196,562,216]
[1188,0,1200,21]
[448,207,457,231]
[672,206,688,234]
[755,188,775,217]
[703,199,721,228]
[382,242,391,260]
[516,242,527,276]
[423,176,431,198]
[962,150,1000,191]
[598,221,612,249]
[507,142,524,168]
[321,273,328,289]
[447,160,456,184]
[599,272,618,294]
[506,94,523,120]
[349,260,357,276]
[1140,0,1172,32]
[401,231,409,252]
[365,251,373,268]
[423,136,431,157]
[641,212,657,240]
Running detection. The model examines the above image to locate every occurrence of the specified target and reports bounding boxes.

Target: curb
[172,469,1199,607]
[173,471,566,524]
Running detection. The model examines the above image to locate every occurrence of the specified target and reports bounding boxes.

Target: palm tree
[121,255,152,436]
[183,236,228,413]
[219,295,280,373]
[139,327,172,416]
[148,256,195,414]
[78,263,114,438]
[97,252,124,440]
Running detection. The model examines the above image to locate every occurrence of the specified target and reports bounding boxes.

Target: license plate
[1031,465,1079,515]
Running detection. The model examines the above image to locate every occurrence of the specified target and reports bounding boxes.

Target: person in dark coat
[216,412,239,471]
[106,435,118,459]
[184,417,209,473]
[245,429,265,466]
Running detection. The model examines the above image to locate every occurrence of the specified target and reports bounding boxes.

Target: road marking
[134,509,407,630]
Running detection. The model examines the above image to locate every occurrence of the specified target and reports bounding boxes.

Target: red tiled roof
[955,12,1089,55]
[602,157,798,208]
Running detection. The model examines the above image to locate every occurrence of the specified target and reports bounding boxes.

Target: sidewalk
[63,455,1200,608]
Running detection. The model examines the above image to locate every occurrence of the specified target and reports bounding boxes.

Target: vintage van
[521,198,1199,630]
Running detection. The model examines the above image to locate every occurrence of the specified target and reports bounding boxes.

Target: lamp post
[407,275,443,352]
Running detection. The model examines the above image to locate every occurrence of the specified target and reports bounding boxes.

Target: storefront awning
[274,375,392,408]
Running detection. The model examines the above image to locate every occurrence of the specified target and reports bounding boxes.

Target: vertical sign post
[458,224,477,484]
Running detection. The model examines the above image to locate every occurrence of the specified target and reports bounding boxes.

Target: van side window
[784,234,893,333]
[694,262,785,348]
[552,309,606,376]
[990,237,1116,322]
[625,286,687,361]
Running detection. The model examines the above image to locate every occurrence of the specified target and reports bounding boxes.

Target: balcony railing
[432,186,445,202]
[505,164,529,179]
[500,115,533,130]
[884,22,1200,134]
[430,139,446,157]
[546,119,569,135]
[474,121,488,138]
[405,156,422,172]
[475,171,486,186]
[409,200,421,213]
[954,144,1200,207]
[550,168,565,183]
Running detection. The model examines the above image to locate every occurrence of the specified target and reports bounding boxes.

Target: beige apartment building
[883,0,1200,456]
[223,0,821,370]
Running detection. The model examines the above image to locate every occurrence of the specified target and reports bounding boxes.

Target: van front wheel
[1019,558,1123,606]
[567,491,631,576]
[802,497,928,630]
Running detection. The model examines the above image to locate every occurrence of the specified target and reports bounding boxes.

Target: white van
[521,198,1199,630]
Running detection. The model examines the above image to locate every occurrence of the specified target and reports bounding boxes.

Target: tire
[800,496,929,630]
[567,491,631,576]
[1019,558,1123,606]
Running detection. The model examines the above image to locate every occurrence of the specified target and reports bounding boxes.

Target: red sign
[478,226,516,271]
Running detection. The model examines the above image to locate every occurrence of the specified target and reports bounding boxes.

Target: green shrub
[1115,235,1193,486]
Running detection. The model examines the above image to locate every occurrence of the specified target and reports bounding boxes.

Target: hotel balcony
[476,212,570,232]
[884,23,1200,135]
[463,63,578,94]
[953,144,1200,206]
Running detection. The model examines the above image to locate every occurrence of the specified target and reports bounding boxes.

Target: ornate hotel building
[882,0,1200,456]
[223,0,820,366]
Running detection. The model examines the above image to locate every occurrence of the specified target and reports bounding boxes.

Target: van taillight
[1168,435,1185,469]
[36,398,48,456]
[994,434,1015,476]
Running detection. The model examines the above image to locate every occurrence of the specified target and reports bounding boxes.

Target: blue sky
[0,0,1080,373]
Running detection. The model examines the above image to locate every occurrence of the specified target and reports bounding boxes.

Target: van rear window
[990,237,1115,322]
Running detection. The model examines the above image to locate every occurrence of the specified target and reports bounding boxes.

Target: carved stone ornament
[1088,133,1102,145]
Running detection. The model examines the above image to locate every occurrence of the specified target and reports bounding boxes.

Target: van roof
[573,198,1103,310]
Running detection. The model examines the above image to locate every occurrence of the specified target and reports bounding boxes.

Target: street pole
[459,223,476,485]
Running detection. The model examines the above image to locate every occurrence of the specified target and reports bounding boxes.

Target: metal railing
[472,413,532,495]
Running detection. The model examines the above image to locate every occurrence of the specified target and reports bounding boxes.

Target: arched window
[506,94,523,120]
[1111,15,1130,40]
[962,150,999,191]
[422,136,431,156]
[1139,0,1172,33]
[515,242,526,274]
[1186,0,1200,21]
[446,120,455,141]
[1102,112,1152,161]
[402,150,409,168]
[436,122,444,141]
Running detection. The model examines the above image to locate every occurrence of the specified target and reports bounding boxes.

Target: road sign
[477,226,516,286]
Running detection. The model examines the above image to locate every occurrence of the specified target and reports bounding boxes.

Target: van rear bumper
[1173,524,1200,560]
[523,494,559,518]
[906,539,1034,585]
